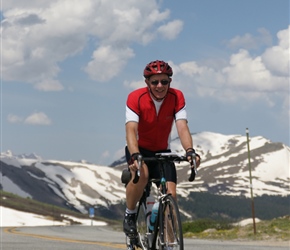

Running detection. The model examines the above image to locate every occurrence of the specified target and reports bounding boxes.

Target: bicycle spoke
[160,196,184,250]
[136,202,149,249]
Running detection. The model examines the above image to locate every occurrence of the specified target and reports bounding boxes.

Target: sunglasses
[150,79,170,86]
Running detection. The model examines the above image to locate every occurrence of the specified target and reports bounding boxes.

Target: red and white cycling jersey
[126,87,187,151]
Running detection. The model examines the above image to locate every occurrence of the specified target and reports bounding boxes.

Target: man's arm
[175,119,193,150]
[176,119,201,167]
[126,121,139,155]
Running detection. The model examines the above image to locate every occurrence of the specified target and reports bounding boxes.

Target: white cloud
[222,49,286,92]
[2,0,183,89]
[172,26,289,106]
[225,28,272,50]
[34,79,64,91]
[7,112,52,125]
[261,26,290,77]
[7,114,23,123]
[124,80,144,90]
[2,0,51,9]
[157,20,183,40]
[85,45,135,82]
[101,150,110,158]
[24,112,52,126]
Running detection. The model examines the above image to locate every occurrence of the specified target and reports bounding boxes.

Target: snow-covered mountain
[1,152,124,214]
[170,132,289,198]
[1,132,289,218]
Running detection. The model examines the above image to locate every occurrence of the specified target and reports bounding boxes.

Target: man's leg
[123,163,149,236]
[126,164,148,209]
[167,181,177,199]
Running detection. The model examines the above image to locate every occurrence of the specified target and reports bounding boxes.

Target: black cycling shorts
[125,146,177,184]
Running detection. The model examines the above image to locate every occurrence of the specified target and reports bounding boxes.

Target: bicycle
[121,151,197,250]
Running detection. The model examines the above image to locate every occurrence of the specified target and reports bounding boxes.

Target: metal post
[89,207,95,226]
[246,128,256,234]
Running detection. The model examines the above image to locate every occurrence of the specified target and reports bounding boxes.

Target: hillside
[171,132,289,197]
[1,131,289,220]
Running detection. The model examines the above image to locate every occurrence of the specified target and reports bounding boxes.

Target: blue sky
[1,0,289,165]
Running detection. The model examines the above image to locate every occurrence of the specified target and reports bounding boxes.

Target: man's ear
[145,78,150,85]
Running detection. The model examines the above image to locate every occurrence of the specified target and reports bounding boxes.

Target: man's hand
[186,148,201,168]
[129,153,142,171]
[186,148,200,182]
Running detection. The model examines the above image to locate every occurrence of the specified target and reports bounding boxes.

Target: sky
[1,0,289,165]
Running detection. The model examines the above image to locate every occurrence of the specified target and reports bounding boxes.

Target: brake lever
[188,155,198,182]
[133,154,143,184]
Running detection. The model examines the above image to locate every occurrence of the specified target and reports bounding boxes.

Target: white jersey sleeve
[175,105,187,120]
[126,106,139,124]
[126,104,187,123]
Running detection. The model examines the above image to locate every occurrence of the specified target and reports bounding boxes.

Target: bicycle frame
[126,152,197,250]
[134,174,172,250]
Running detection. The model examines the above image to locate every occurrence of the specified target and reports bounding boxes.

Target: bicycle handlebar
[132,152,197,184]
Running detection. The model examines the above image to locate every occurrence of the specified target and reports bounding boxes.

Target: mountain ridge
[1,131,289,220]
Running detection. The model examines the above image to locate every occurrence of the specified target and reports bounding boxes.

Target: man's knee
[167,182,177,198]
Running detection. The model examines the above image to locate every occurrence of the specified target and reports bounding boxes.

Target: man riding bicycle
[124,60,201,239]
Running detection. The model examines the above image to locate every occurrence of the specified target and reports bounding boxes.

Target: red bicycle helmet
[143,60,173,78]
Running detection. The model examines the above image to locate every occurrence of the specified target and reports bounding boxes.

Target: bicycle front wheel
[158,195,184,250]
[126,203,148,250]
[135,201,150,250]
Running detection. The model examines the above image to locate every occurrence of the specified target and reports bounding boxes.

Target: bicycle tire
[125,201,148,250]
[126,200,150,250]
[136,201,149,249]
[158,195,184,250]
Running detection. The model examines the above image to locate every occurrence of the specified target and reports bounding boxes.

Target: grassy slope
[183,216,290,242]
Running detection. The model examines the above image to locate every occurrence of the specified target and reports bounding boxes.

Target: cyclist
[123,60,201,238]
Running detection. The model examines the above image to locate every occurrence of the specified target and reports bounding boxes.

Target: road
[2,226,289,250]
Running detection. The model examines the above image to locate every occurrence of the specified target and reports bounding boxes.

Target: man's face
[146,74,171,101]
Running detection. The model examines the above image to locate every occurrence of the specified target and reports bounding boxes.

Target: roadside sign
[89,207,94,218]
